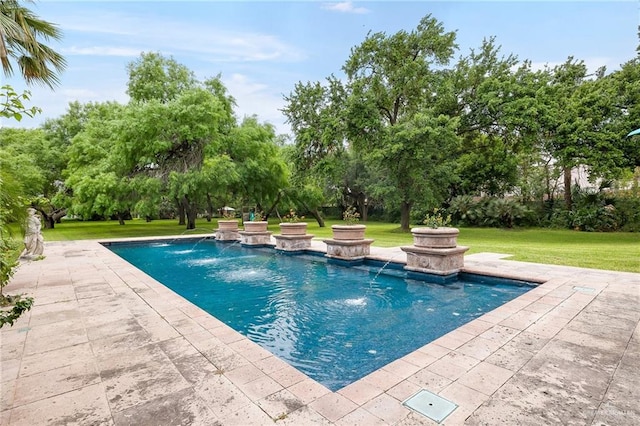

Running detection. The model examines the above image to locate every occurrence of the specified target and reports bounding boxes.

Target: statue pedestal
[239,230,272,246]
[323,238,374,262]
[274,234,314,252]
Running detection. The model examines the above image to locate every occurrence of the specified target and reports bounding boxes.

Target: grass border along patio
[37,219,640,273]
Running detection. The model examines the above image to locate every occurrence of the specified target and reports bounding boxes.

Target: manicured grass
[40,218,219,240]
[36,218,640,273]
[456,227,640,273]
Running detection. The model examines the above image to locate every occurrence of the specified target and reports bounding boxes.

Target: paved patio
[1,237,638,425]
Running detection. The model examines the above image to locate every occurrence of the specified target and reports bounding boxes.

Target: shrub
[448,195,481,226]
[568,187,618,232]
[422,208,452,228]
[485,198,530,228]
[342,207,360,225]
[283,209,304,223]
[612,193,640,232]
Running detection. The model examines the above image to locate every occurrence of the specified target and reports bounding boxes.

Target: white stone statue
[21,208,44,258]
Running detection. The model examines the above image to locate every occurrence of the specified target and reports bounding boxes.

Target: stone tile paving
[0,238,638,425]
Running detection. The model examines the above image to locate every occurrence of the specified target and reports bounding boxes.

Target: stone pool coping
[1,236,638,425]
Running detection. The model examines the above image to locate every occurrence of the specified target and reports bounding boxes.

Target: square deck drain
[402,389,457,423]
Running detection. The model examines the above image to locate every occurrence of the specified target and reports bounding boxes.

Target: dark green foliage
[484,198,531,228]
[567,186,622,232]
[0,295,34,328]
[448,195,486,226]
[613,194,640,232]
[448,196,530,228]
[544,184,640,232]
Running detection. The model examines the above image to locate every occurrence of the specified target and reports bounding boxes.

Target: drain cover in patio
[402,389,457,423]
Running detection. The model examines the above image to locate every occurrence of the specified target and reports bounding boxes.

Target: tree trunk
[39,208,66,229]
[563,166,573,211]
[307,207,325,227]
[312,209,325,227]
[117,213,125,225]
[177,198,186,226]
[298,199,325,227]
[263,192,282,220]
[43,215,55,229]
[400,200,412,232]
[183,197,197,230]
[52,209,66,223]
[205,194,213,222]
[357,192,368,222]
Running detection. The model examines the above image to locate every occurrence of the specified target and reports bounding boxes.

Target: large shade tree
[282,77,354,223]
[32,101,98,227]
[64,102,132,223]
[122,53,243,228]
[225,116,289,216]
[114,87,230,229]
[449,38,529,197]
[342,15,460,230]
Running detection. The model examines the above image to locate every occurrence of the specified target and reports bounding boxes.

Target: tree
[282,77,348,171]
[0,126,75,229]
[534,57,638,210]
[126,51,197,103]
[282,77,356,224]
[0,150,34,325]
[225,116,289,217]
[342,15,459,230]
[114,87,230,229]
[0,0,66,87]
[64,102,134,223]
[448,38,530,197]
[608,58,640,170]
[37,101,97,227]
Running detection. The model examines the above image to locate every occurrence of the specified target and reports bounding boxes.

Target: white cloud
[62,46,142,57]
[321,2,370,14]
[52,11,139,36]
[188,31,304,63]
[223,73,290,136]
[53,10,305,64]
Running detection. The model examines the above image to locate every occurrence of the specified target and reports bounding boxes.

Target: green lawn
[37,218,640,273]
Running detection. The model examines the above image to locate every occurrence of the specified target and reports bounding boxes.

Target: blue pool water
[108,239,533,391]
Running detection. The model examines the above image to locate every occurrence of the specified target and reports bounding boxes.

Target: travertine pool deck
[1,237,638,425]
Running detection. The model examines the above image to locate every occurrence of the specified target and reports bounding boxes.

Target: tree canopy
[4,13,639,233]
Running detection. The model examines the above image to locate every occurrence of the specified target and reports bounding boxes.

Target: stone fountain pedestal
[273,223,314,253]
[238,222,271,246]
[215,220,240,242]
[400,227,469,275]
[239,230,272,246]
[324,225,374,262]
[274,234,315,252]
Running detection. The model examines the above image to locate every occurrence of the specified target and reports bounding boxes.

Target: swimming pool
[108,239,534,391]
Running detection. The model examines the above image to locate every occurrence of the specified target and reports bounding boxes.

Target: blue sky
[3,1,638,135]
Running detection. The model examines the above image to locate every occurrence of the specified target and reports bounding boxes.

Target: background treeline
[2,15,639,232]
